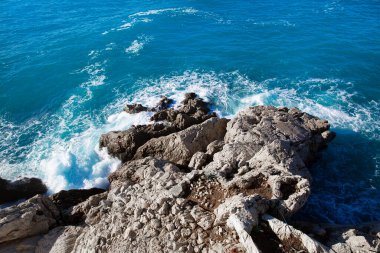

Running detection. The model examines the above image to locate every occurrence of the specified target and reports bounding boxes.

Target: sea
[0,0,379,225]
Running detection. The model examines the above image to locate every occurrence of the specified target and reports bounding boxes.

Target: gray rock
[0,195,59,243]
[262,214,331,253]
[134,117,228,166]
[0,101,339,253]
[188,152,209,170]
[35,226,83,253]
[101,93,217,163]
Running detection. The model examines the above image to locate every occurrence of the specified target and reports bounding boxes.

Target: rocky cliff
[0,93,378,253]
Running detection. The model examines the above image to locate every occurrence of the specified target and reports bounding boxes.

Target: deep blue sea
[0,0,379,224]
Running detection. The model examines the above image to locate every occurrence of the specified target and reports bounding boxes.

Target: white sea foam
[125,35,152,55]
[247,19,296,27]
[105,7,230,37]
[127,71,379,138]
[129,8,198,18]
[117,18,152,31]
[80,60,107,87]
[0,70,378,194]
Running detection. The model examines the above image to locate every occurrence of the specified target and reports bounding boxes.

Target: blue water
[1,0,379,224]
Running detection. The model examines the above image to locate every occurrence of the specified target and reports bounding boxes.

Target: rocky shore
[0,93,379,253]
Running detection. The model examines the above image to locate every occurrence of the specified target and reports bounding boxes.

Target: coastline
[0,93,378,252]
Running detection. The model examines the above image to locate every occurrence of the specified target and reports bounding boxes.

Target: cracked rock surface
[1,93,377,253]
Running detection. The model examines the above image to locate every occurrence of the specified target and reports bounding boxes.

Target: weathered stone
[0,195,59,243]
[134,118,228,166]
[0,96,340,253]
[190,206,215,230]
[262,214,330,253]
[35,226,83,253]
[188,152,209,170]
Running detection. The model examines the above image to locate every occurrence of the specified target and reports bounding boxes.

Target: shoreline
[0,93,378,252]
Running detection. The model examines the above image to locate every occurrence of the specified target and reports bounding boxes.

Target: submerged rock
[0,177,47,205]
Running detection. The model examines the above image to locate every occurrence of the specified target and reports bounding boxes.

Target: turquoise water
[0,0,379,224]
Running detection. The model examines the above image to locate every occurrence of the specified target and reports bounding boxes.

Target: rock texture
[292,221,380,253]
[262,214,330,253]
[0,177,47,205]
[0,195,59,244]
[99,93,215,162]
[133,117,228,166]
[1,93,377,253]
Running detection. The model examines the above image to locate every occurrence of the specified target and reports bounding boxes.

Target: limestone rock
[156,96,174,111]
[100,93,216,162]
[134,117,228,166]
[188,152,209,170]
[0,97,339,253]
[203,106,334,217]
[206,140,224,155]
[99,123,178,162]
[150,93,216,130]
[35,226,83,253]
[262,214,330,253]
[0,195,59,243]
[0,235,43,253]
[322,224,380,253]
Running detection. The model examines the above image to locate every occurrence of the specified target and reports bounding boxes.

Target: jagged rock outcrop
[133,117,228,166]
[99,93,216,162]
[0,177,47,205]
[203,106,334,218]
[3,93,377,253]
[0,195,59,244]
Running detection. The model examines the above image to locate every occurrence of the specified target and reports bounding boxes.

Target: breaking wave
[0,70,378,223]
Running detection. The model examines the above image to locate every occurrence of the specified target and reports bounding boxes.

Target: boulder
[133,117,228,166]
[0,195,59,243]
[100,93,217,162]
[99,123,177,162]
